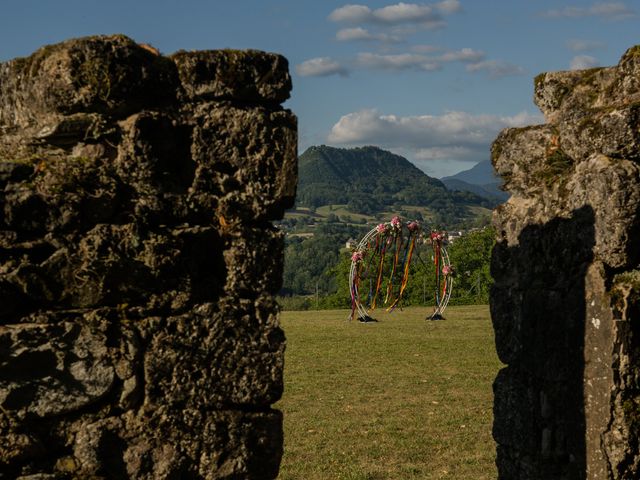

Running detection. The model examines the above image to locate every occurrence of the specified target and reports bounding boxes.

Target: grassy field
[276,305,503,480]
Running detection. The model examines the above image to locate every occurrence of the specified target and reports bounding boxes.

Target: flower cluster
[430,231,445,241]
[442,265,453,276]
[351,251,364,262]
[407,221,420,232]
[375,216,421,237]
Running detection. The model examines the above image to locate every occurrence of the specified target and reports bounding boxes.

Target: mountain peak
[441,159,509,202]
[441,159,500,185]
[296,145,496,217]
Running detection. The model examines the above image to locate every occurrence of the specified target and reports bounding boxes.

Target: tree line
[279,226,495,310]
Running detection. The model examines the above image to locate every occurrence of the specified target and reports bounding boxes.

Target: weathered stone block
[567,155,640,268]
[192,103,297,220]
[172,49,292,104]
[0,321,115,417]
[0,35,178,130]
[491,124,558,196]
[0,35,294,479]
[559,104,640,163]
[223,225,285,296]
[491,46,640,479]
[533,67,616,123]
[143,299,284,409]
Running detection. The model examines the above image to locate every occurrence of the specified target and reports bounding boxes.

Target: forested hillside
[296,145,495,222]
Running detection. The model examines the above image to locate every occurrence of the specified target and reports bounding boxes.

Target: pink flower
[442,265,453,275]
[376,223,387,233]
[390,216,401,229]
[407,221,420,232]
[351,251,363,262]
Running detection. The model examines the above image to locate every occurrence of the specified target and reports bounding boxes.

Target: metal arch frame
[348,219,453,321]
[348,225,380,321]
[428,239,453,319]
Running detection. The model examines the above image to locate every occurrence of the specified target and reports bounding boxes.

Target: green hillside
[296,145,495,221]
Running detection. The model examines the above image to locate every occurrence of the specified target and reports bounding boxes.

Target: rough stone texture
[0,35,296,479]
[491,46,640,479]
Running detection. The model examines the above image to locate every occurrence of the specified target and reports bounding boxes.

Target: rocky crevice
[0,34,296,479]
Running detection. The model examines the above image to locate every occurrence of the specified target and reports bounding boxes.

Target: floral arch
[348,216,453,322]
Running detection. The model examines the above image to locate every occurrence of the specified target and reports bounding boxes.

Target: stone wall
[0,35,296,479]
[491,47,640,479]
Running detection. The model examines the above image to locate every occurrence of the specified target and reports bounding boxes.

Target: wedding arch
[348,216,453,322]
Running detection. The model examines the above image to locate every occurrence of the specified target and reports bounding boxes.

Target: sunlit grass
[277,305,502,480]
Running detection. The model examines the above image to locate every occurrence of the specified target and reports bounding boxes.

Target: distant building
[346,238,357,249]
[447,231,463,243]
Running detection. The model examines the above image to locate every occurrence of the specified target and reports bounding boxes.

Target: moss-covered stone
[536,147,573,187]
[611,270,640,318]
[171,49,291,103]
[0,34,180,130]
[620,45,640,63]
[0,35,296,479]
[493,45,640,480]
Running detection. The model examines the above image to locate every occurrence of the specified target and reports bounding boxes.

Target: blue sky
[0,0,637,177]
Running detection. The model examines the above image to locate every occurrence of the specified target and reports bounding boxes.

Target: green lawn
[276,305,502,480]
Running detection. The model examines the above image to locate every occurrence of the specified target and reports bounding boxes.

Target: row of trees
[281,223,369,297]
[280,226,495,310]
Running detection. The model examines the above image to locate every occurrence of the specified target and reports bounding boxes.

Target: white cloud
[570,55,600,70]
[590,1,635,17]
[411,44,443,53]
[326,108,545,176]
[543,2,635,20]
[336,26,370,41]
[329,4,373,22]
[356,52,441,71]
[414,146,476,160]
[298,50,521,77]
[375,3,436,23]
[352,48,485,72]
[329,2,459,26]
[466,60,525,78]
[296,57,348,77]
[439,48,485,63]
[327,109,544,163]
[566,39,606,52]
[336,27,402,42]
[435,0,461,14]
[418,19,447,30]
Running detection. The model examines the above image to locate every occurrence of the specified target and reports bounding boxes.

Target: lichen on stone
[610,270,640,319]
[492,45,640,480]
[0,34,296,479]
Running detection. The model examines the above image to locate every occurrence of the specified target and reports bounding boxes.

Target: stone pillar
[0,35,296,479]
[491,46,640,479]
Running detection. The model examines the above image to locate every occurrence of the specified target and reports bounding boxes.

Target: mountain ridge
[296,145,496,221]
[441,159,499,184]
[441,159,509,201]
